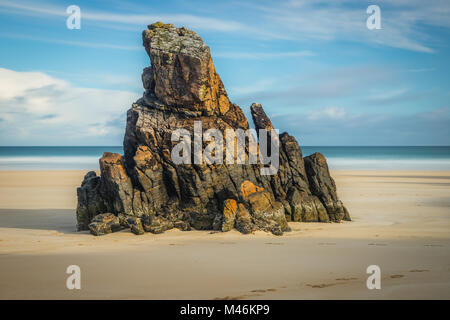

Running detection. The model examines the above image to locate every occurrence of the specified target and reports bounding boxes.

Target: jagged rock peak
[141,21,230,114]
[251,102,274,132]
[143,22,208,59]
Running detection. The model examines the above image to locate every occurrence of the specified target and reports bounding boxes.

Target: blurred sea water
[0,146,449,170]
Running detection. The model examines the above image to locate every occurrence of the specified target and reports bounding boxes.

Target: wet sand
[0,170,449,299]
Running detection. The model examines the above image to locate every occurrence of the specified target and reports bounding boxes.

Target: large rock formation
[76,22,350,236]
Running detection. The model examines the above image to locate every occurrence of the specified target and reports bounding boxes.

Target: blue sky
[0,0,449,146]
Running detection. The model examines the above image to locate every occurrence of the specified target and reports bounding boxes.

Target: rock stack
[76,22,350,236]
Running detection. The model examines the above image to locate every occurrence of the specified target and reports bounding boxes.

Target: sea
[0,146,449,171]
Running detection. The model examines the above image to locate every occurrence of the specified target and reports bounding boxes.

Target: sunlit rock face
[76,22,350,236]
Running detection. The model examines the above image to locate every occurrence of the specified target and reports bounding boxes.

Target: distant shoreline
[1,145,450,170]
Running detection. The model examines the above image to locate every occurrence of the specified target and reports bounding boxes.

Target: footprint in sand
[390,274,405,279]
[214,295,247,300]
[306,283,337,288]
[216,289,271,300]
[216,288,278,300]
[368,243,388,246]
[250,288,277,293]
[307,278,359,288]
[409,269,429,273]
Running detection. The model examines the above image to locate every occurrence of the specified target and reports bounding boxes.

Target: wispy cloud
[0,68,139,145]
[0,32,140,51]
[214,50,314,59]
[364,88,427,106]
[228,78,279,97]
[0,0,246,32]
[1,0,449,52]
[233,65,392,104]
[307,106,347,120]
[273,106,450,145]
[407,68,435,73]
[234,0,450,53]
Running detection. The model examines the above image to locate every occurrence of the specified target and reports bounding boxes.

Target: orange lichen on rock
[223,199,238,219]
[240,180,264,199]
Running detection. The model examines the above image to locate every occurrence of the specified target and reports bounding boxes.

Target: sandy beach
[0,170,449,299]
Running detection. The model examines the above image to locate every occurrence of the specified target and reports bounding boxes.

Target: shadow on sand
[0,209,80,234]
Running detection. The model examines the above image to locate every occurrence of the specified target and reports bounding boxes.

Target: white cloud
[274,106,450,145]
[0,0,246,32]
[214,50,314,59]
[2,0,449,52]
[236,0,450,53]
[233,65,392,104]
[228,78,279,97]
[0,32,141,51]
[370,88,408,98]
[0,68,139,145]
[407,68,435,73]
[307,106,348,120]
